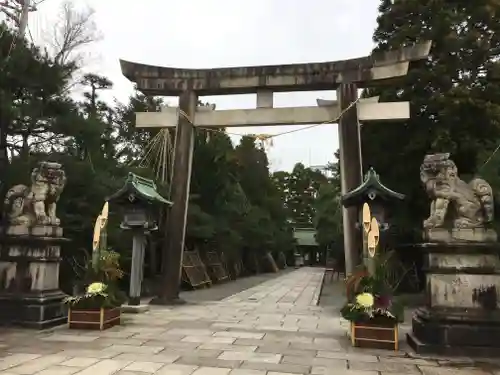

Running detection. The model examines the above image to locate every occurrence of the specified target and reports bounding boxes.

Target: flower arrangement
[64,249,126,310]
[340,252,404,324]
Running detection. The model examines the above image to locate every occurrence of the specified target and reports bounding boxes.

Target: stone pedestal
[407,242,500,356]
[0,225,69,329]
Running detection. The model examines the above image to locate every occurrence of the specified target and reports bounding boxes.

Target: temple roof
[341,168,405,207]
[107,173,172,206]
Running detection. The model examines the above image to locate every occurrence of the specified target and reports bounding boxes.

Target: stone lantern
[107,173,172,308]
[341,168,405,232]
[341,168,405,269]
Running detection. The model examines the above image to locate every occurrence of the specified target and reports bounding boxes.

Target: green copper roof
[341,167,405,207]
[107,172,173,206]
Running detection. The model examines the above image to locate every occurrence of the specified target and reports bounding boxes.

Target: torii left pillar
[338,83,363,275]
[150,90,198,305]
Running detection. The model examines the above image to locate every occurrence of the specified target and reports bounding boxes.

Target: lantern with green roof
[107,173,172,307]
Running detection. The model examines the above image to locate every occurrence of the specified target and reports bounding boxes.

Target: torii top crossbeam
[119,42,431,96]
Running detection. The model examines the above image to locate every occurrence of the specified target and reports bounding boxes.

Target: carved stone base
[0,290,67,329]
[407,241,500,355]
[407,307,500,356]
[423,228,497,243]
[0,231,69,328]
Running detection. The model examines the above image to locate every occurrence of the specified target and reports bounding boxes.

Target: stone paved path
[1,268,499,374]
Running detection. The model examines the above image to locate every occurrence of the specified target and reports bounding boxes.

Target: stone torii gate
[120,41,431,303]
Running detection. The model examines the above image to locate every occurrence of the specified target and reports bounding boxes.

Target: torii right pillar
[338,83,363,275]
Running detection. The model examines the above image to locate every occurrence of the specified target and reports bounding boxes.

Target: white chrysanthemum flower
[355,293,374,308]
[86,282,106,295]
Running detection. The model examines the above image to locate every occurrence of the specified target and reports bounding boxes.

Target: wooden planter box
[68,307,121,330]
[350,321,399,350]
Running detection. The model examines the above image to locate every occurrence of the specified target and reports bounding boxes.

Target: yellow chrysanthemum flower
[355,292,374,308]
[86,282,106,295]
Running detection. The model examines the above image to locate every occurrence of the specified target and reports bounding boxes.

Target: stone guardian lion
[3,162,66,227]
[420,153,494,229]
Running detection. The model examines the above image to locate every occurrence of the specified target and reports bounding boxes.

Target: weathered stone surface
[427,228,498,243]
[60,357,100,367]
[4,354,67,373]
[175,356,242,369]
[122,361,165,373]
[218,351,281,364]
[311,367,378,375]
[349,360,420,373]
[418,365,493,375]
[120,42,431,96]
[155,363,198,375]
[239,361,310,374]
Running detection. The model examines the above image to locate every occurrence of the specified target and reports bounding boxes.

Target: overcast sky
[25,0,379,171]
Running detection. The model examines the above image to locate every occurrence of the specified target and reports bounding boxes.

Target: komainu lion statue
[3,162,66,227]
[420,153,494,229]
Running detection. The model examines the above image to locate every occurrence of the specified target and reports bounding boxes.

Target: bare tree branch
[44,0,102,68]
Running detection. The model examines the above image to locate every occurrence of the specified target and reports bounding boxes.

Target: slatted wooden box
[350,321,399,350]
[68,307,121,330]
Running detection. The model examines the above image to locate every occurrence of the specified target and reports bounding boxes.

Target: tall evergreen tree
[362,0,500,234]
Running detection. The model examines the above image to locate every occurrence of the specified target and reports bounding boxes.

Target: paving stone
[4,346,61,355]
[316,352,378,363]
[234,339,287,348]
[96,330,137,339]
[192,367,232,375]
[107,344,165,354]
[167,329,214,337]
[347,347,407,357]
[155,363,199,375]
[263,334,313,344]
[112,353,180,363]
[256,347,316,358]
[34,366,81,375]
[123,361,165,372]
[72,359,131,375]
[282,355,346,368]
[132,333,185,341]
[162,349,223,359]
[349,360,420,373]
[289,343,336,352]
[8,354,67,374]
[54,349,118,359]
[94,338,148,346]
[218,351,281,364]
[198,344,255,353]
[59,357,100,367]
[378,356,438,366]
[214,332,264,340]
[176,356,242,369]
[229,369,266,375]
[144,341,200,350]
[39,334,98,343]
[0,354,41,371]
[0,268,497,374]
[418,366,494,375]
[183,337,235,344]
[239,359,310,374]
[167,321,215,329]
[311,366,378,375]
